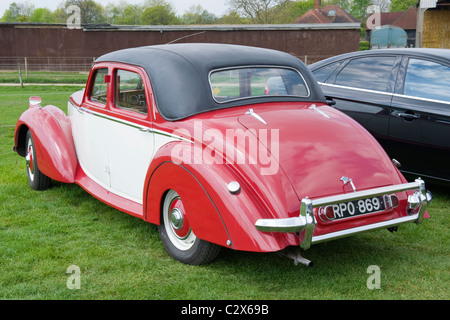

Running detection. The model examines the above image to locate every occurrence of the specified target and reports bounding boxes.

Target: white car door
[70,67,111,189]
[106,68,155,204]
[71,66,155,205]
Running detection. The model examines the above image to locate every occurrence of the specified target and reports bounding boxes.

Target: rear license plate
[320,196,386,221]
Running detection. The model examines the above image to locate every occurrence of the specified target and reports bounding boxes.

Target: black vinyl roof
[96,43,325,121]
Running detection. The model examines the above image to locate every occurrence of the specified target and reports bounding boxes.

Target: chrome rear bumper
[255,178,432,250]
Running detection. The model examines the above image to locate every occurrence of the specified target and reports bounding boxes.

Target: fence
[0,57,95,73]
[0,54,330,73]
[298,55,333,65]
[0,54,333,86]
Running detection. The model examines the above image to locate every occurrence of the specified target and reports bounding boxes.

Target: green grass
[0,71,88,84]
[0,85,449,300]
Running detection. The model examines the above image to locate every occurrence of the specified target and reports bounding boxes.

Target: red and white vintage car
[14,44,432,266]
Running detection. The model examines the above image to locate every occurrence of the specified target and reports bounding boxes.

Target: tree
[275,0,315,23]
[390,0,417,12]
[227,0,292,24]
[29,8,55,23]
[181,5,217,25]
[105,1,143,25]
[141,0,179,25]
[1,2,35,22]
[58,0,106,24]
[349,0,371,22]
[218,11,249,24]
[371,0,391,12]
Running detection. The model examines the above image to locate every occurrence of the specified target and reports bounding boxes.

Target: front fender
[144,141,300,252]
[14,104,78,183]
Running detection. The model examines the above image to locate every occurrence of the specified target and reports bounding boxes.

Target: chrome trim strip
[319,82,450,105]
[318,82,393,96]
[391,93,450,105]
[79,106,148,131]
[311,213,419,244]
[255,178,431,250]
[71,104,192,143]
[311,181,421,207]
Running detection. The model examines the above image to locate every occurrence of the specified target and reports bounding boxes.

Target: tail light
[318,206,336,221]
[383,194,399,211]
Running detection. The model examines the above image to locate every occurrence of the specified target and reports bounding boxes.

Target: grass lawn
[0,85,449,300]
[0,71,88,84]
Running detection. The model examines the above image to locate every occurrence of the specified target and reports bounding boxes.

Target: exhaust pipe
[279,248,314,267]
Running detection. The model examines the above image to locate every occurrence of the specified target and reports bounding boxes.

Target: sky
[0,0,229,18]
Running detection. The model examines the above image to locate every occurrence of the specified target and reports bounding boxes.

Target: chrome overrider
[255,178,432,251]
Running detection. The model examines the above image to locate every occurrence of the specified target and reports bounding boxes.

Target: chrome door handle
[395,112,420,120]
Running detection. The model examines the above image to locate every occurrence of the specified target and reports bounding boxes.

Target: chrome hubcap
[163,190,196,251]
[170,207,184,230]
[26,142,34,181]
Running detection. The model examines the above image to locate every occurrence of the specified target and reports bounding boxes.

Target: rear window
[210,67,309,103]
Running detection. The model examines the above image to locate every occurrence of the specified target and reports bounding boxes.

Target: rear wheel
[158,189,220,265]
[25,130,51,190]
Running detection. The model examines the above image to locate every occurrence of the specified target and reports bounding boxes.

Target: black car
[309,48,450,185]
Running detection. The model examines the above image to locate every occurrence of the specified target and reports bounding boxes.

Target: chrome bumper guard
[255,178,432,250]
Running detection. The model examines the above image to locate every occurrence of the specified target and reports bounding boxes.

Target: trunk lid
[236,103,399,199]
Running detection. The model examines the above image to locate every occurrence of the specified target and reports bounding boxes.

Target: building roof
[294,5,359,24]
[376,6,417,30]
[294,9,330,24]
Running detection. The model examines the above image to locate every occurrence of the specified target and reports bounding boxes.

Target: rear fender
[14,102,78,183]
[144,141,299,252]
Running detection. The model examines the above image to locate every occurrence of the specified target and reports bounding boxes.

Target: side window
[404,58,450,102]
[312,61,342,83]
[335,56,396,92]
[89,68,108,104]
[114,69,148,115]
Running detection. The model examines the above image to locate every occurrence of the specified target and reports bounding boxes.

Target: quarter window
[335,56,396,92]
[403,58,450,102]
[312,61,342,83]
[89,68,108,104]
[114,69,148,115]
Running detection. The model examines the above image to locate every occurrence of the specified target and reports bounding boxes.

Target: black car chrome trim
[318,82,394,96]
[391,93,450,105]
[319,82,450,105]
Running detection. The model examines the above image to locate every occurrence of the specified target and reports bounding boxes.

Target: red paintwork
[145,157,232,248]
[81,62,155,124]
[14,104,77,183]
[144,102,421,251]
[75,167,143,218]
[14,61,428,255]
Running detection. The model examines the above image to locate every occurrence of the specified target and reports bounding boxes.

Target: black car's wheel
[25,130,51,190]
[158,189,220,265]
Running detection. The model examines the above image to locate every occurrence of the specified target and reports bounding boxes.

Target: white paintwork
[69,102,186,206]
[106,117,154,204]
[69,103,110,189]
